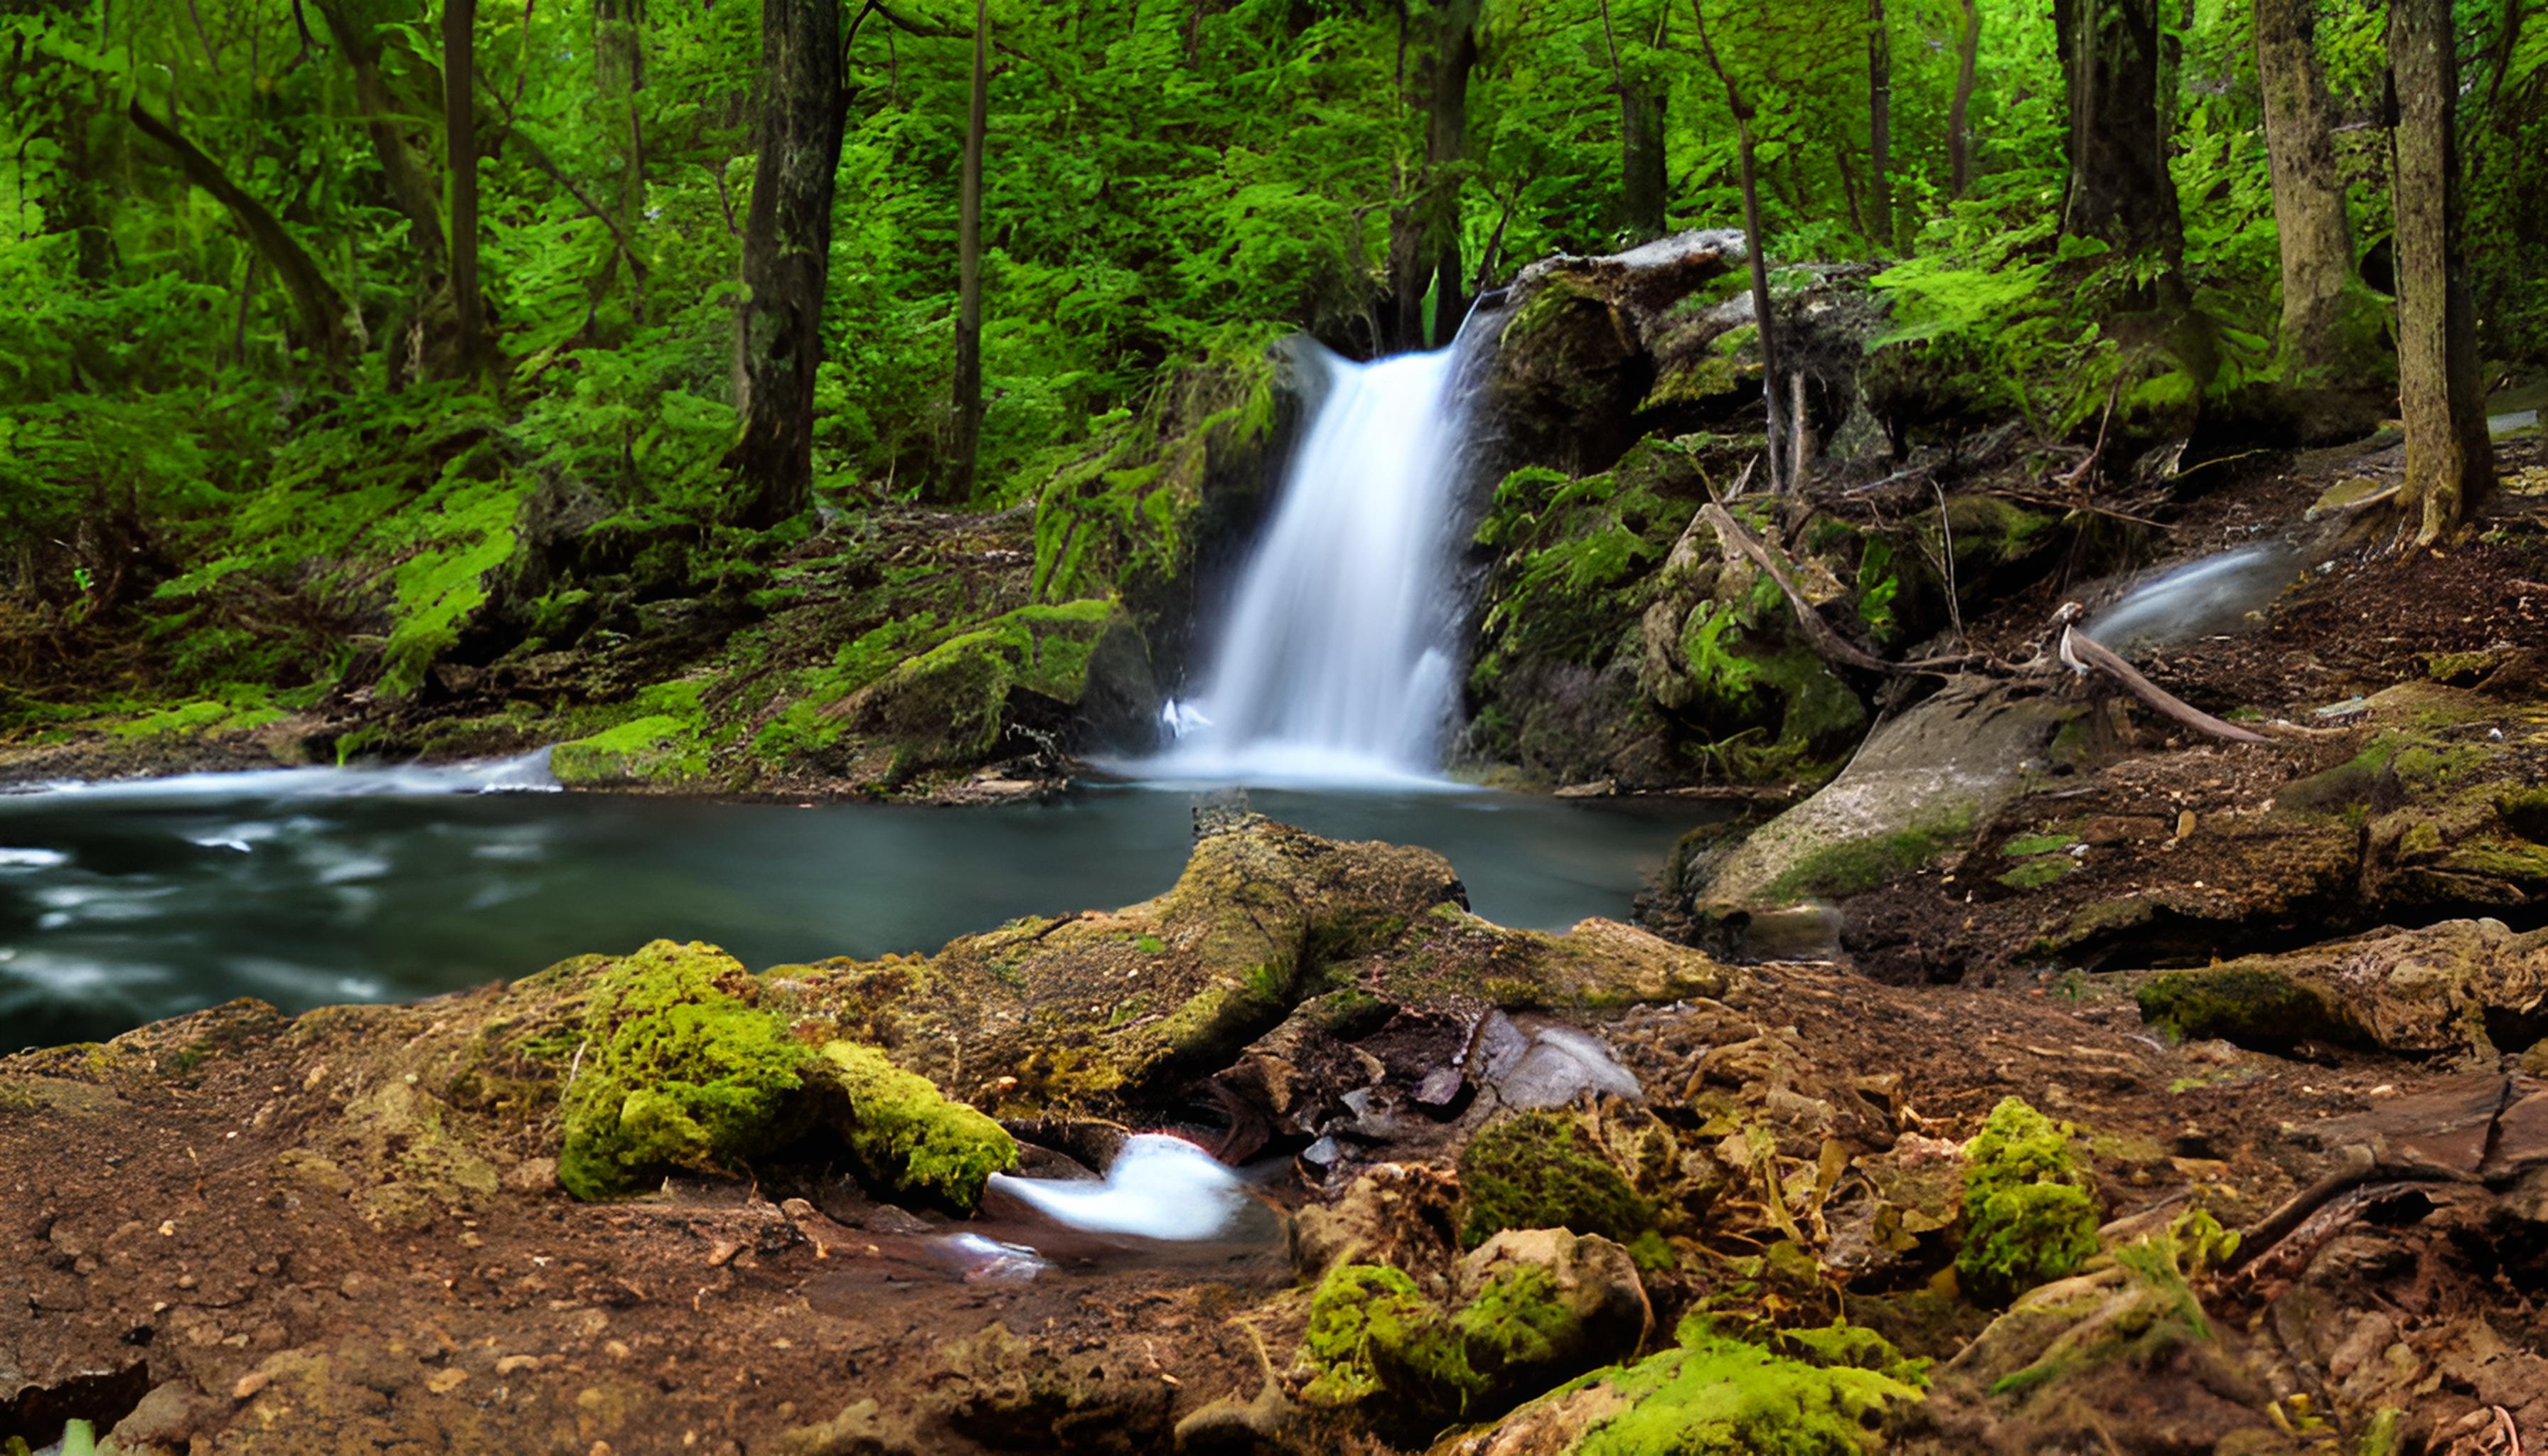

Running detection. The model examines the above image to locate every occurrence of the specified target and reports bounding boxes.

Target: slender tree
[723,0,845,527]
[1386,0,1482,351]
[1598,0,1669,241]
[2389,0,2495,540]
[2053,0,2182,279]
[1949,0,1979,198]
[948,0,990,500]
[311,0,446,273]
[1866,0,1892,248]
[441,0,487,380]
[2254,0,2352,376]
[1691,0,1789,491]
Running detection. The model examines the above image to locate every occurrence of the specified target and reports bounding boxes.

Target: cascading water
[1152,338,1478,785]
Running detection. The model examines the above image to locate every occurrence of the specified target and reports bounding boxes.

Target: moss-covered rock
[1437,1318,1925,1455]
[554,941,812,1199]
[1955,1097,2099,1306]
[806,1042,1016,1209]
[2136,919,2547,1056]
[1457,1109,1654,1251]
[835,599,1121,786]
[549,712,710,786]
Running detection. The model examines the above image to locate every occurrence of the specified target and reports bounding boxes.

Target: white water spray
[1153,340,1476,786]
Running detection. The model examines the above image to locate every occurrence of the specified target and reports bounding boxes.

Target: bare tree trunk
[1949,0,1979,198]
[1386,0,1481,352]
[1693,0,1787,490]
[2054,0,2180,282]
[441,0,487,380]
[1599,0,1668,241]
[128,100,355,364]
[311,0,446,273]
[2389,0,2495,541]
[1866,0,1893,248]
[2254,0,2351,375]
[596,0,648,321]
[948,0,989,499]
[722,0,844,528]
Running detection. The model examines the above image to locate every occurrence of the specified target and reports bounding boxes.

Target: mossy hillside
[1956,1097,2100,1305]
[807,1042,1017,1209]
[834,598,1122,785]
[1457,1109,1655,1250]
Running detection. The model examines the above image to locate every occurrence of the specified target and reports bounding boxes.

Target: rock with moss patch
[554,940,813,1199]
[1458,1109,1654,1251]
[2137,919,2547,1057]
[1433,1317,1925,1455]
[833,599,1123,786]
[805,1042,1016,1209]
[1955,1097,2099,1305]
[549,713,709,786]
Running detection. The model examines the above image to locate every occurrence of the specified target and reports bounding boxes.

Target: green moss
[1561,1323,1925,1455]
[1996,857,2075,891]
[2135,965,2361,1047]
[1766,812,1970,901]
[808,1042,1017,1209]
[2501,787,2548,842]
[1302,1262,1484,1411]
[2441,838,2548,882]
[845,599,1121,784]
[1453,1263,1585,1385]
[555,941,813,1200]
[1458,1110,1654,1250]
[1955,1097,2099,1305]
[550,713,709,785]
[2001,834,2079,857]
[107,697,286,739]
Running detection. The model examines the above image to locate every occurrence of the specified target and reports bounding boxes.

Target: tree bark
[1692,0,1787,490]
[948,0,989,500]
[1599,0,1668,241]
[722,0,845,528]
[128,100,355,364]
[441,0,487,380]
[2389,0,2495,541]
[2253,0,2351,376]
[2053,0,2180,274]
[1386,0,1482,353]
[311,0,446,272]
[1949,0,1979,198]
[1866,0,1893,248]
[596,0,647,320]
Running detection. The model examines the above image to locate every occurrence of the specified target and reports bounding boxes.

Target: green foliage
[1956,1097,2099,1305]
[1457,1109,1655,1250]
[555,941,813,1200]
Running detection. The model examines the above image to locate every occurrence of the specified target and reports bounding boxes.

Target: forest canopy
[1,0,2539,739]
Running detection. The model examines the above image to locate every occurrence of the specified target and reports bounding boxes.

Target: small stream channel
[0,764,1711,1049]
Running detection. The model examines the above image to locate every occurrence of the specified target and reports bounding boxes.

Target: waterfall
[1155,338,1477,786]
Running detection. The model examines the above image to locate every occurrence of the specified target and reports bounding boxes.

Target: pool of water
[0,763,1709,1049]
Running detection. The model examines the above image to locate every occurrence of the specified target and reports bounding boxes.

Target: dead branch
[2058,621,2273,745]
[1701,501,1906,676]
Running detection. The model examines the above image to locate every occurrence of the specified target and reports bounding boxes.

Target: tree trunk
[1949,0,1979,198]
[2389,0,2495,541]
[2254,0,2351,375]
[1600,0,1668,241]
[948,0,989,500]
[1386,0,1481,353]
[596,0,647,319]
[311,0,446,272]
[1692,0,1787,489]
[2053,0,2180,272]
[1866,0,1893,248]
[722,0,844,528]
[128,100,355,364]
[441,0,487,380]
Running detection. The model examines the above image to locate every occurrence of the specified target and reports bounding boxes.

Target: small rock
[861,1204,933,1236]
[114,1381,205,1447]
[232,1370,271,1401]
[503,1157,559,1194]
[427,1366,469,1394]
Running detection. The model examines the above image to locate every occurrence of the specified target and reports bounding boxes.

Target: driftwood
[2058,617,2274,746]
[1700,500,1906,676]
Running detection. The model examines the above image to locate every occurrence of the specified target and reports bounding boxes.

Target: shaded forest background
[1,0,2542,767]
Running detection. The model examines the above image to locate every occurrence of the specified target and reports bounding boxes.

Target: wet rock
[1472,1019,1642,1110]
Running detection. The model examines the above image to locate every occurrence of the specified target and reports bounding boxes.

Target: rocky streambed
[6,808,2547,1455]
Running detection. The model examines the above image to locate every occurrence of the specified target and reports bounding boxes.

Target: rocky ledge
[6,817,2546,1454]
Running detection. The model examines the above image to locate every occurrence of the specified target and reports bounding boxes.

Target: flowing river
[0,763,1707,1050]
